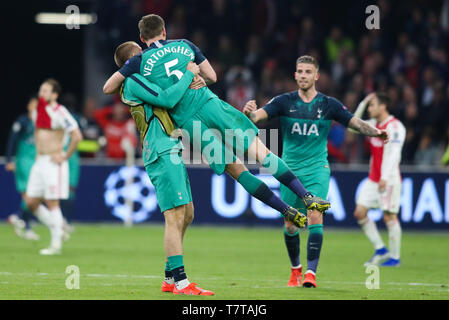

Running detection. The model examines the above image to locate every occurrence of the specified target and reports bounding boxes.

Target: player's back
[13,114,36,158]
[127,39,217,126]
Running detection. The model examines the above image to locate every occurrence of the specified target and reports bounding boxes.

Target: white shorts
[26,155,69,200]
[356,178,402,214]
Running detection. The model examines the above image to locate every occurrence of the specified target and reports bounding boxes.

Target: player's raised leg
[354,204,389,266]
[247,138,331,213]
[181,117,306,228]
[225,161,306,228]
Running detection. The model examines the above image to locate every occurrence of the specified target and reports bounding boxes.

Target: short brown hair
[138,14,165,41]
[296,55,319,70]
[375,92,390,109]
[114,41,140,68]
[43,78,61,95]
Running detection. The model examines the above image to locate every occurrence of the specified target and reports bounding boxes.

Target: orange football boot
[161,281,175,293]
[302,271,317,288]
[287,267,302,287]
[172,283,214,296]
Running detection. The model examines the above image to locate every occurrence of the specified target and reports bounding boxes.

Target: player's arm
[64,128,83,160]
[244,94,286,124]
[184,39,217,84]
[103,55,142,94]
[127,62,199,108]
[348,93,376,133]
[53,108,83,164]
[198,60,217,84]
[348,117,388,142]
[242,100,268,123]
[329,96,389,141]
[379,123,406,191]
[103,71,125,94]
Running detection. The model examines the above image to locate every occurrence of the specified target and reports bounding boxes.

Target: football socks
[307,224,323,273]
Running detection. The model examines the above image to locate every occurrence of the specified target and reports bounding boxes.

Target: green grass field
[0,223,448,300]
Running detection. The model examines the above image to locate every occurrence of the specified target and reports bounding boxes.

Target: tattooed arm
[348,116,389,142]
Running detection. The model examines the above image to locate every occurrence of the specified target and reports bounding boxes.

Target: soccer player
[242,56,389,287]
[352,92,405,267]
[115,41,213,295]
[5,97,40,240]
[103,14,331,230]
[25,79,83,255]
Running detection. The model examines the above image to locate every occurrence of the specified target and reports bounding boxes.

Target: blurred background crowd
[7,0,449,166]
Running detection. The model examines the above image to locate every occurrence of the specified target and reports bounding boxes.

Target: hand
[51,152,66,164]
[189,75,206,90]
[378,179,387,192]
[186,61,200,76]
[5,162,15,172]
[377,129,389,143]
[243,100,257,116]
[363,92,376,104]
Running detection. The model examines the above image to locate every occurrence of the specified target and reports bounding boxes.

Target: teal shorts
[145,152,192,213]
[182,98,259,175]
[14,157,35,193]
[280,165,331,215]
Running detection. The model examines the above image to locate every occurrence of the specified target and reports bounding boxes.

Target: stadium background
[1,0,449,230]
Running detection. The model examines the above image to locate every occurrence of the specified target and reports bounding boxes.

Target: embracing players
[243,56,389,287]
[114,42,214,295]
[352,93,405,267]
[104,14,332,228]
[25,79,82,255]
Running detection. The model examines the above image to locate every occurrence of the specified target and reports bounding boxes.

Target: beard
[298,81,313,91]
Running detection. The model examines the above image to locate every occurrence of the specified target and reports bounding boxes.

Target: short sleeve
[59,106,79,132]
[329,97,353,127]
[118,54,142,77]
[182,39,206,64]
[263,95,285,119]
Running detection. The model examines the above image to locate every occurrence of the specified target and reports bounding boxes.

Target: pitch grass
[0,223,448,300]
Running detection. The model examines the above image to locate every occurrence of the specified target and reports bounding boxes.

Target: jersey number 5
[164,59,183,80]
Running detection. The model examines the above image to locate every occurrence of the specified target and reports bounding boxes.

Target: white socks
[34,204,63,249]
[358,217,385,250]
[386,219,402,259]
[35,204,52,226]
[49,207,64,249]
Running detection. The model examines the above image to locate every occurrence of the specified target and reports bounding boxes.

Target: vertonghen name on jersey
[143,46,194,76]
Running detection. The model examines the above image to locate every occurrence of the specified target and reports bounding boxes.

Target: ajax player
[352,92,405,267]
[25,79,83,255]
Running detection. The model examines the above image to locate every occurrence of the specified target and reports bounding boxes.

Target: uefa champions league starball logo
[104,166,158,223]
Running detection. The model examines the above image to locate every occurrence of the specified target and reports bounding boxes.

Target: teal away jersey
[263,91,354,171]
[119,39,217,127]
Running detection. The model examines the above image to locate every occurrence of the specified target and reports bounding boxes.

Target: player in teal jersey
[113,41,214,295]
[243,55,389,288]
[103,15,331,243]
[5,97,40,241]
